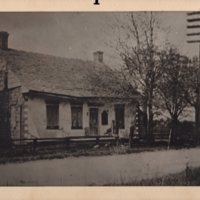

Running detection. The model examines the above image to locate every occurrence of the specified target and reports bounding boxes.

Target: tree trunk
[171,116,178,145]
[146,89,154,144]
[142,93,148,135]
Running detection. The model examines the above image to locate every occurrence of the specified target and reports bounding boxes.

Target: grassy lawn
[107,166,200,186]
[0,140,197,165]
[0,142,169,165]
[0,143,199,186]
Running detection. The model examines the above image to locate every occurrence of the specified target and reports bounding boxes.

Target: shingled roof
[1,49,139,99]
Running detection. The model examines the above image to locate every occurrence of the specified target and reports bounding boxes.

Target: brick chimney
[0,31,9,50]
[93,51,103,63]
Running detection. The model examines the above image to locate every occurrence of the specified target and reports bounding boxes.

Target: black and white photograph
[1,11,200,186]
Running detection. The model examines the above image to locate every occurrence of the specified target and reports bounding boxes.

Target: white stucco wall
[27,97,136,138]
[27,97,67,138]
[27,98,89,138]
[99,102,136,138]
[98,104,114,135]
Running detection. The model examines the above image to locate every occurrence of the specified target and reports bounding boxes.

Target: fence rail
[154,133,170,140]
[11,135,116,149]
[11,133,171,146]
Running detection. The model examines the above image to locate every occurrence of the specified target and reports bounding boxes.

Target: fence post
[33,139,37,152]
[96,136,99,145]
[65,137,69,148]
[167,129,172,150]
[115,136,119,147]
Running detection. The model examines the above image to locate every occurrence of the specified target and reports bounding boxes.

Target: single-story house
[0,31,140,143]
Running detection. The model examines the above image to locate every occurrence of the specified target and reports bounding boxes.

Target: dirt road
[1,147,200,186]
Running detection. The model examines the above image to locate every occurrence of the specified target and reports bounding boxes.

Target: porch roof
[27,90,138,104]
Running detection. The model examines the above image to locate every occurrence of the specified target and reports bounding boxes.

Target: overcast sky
[0,12,198,68]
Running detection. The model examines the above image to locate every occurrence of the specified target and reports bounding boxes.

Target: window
[71,105,83,129]
[46,101,59,129]
[115,104,125,129]
[101,110,108,125]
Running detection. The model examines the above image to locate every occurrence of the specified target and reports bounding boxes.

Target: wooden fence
[11,135,116,150]
[11,132,171,147]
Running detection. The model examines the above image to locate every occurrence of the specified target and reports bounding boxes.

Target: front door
[89,108,98,135]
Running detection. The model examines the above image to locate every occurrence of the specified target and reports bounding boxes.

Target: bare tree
[185,57,200,137]
[116,12,166,142]
[156,48,189,143]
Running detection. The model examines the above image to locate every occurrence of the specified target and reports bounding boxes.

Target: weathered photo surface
[0,12,200,186]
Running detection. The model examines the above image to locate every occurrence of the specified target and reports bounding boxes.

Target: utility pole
[187,11,200,140]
